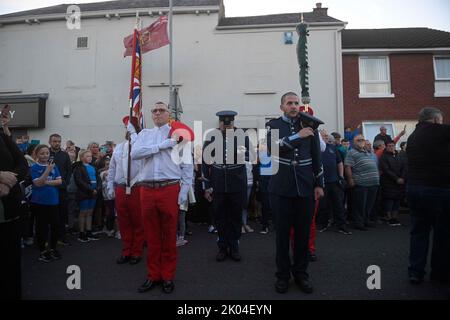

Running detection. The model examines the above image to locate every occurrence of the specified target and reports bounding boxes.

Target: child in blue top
[30,144,62,262]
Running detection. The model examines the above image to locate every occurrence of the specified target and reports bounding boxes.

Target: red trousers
[290,200,320,254]
[115,186,144,257]
[140,184,180,281]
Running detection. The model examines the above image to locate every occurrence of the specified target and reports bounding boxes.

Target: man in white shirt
[129,102,193,294]
[107,117,144,266]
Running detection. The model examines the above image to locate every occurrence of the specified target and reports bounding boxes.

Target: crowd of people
[0,97,449,299]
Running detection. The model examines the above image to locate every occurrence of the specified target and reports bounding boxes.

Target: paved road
[22,213,450,300]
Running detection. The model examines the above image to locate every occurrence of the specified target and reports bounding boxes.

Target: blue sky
[1,0,450,31]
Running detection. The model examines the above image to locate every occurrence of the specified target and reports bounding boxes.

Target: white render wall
[0,12,344,147]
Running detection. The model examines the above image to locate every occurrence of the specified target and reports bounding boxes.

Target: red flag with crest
[123,16,170,57]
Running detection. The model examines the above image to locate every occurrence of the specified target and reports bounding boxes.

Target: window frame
[433,55,450,97]
[358,55,395,98]
[362,121,397,145]
[433,55,450,81]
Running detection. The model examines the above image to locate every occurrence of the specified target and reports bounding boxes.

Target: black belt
[135,179,179,189]
[212,164,244,169]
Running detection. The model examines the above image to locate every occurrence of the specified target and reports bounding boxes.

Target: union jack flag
[129,29,145,129]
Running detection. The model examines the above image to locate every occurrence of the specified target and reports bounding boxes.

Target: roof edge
[0,6,220,25]
[216,21,346,31]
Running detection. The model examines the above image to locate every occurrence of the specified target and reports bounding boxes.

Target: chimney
[313,2,328,16]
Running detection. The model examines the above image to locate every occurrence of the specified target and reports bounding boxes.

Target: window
[362,122,395,145]
[284,32,293,45]
[358,56,394,98]
[434,56,450,97]
[76,36,88,49]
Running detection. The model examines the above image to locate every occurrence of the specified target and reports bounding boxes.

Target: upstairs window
[434,56,450,97]
[359,56,393,98]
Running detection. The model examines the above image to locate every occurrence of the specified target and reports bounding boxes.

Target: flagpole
[137,13,144,129]
[169,0,177,120]
[126,14,139,195]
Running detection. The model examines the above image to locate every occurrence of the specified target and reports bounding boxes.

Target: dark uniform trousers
[214,192,243,252]
[271,194,314,281]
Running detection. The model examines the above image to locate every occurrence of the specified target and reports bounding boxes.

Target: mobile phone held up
[1,104,10,119]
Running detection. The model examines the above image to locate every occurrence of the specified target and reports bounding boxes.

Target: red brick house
[342,28,450,143]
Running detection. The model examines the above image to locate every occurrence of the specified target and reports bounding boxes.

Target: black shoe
[86,231,99,241]
[230,251,241,262]
[389,219,401,227]
[308,252,317,262]
[338,226,352,235]
[162,280,175,294]
[57,239,72,246]
[78,232,89,243]
[116,256,131,264]
[129,256,142,265]
[216,249,227,262]
[409,275,423,285]
[137,279,160,293]
[38,251,53,263]
[185,230,193,236]
[295,277,314,294]
[364,222,376,228]
[275,279,289,294]
[48,249,62,260]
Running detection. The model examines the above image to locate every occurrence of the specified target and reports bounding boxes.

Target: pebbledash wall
[0,1,346,148]
[343,53,450,143]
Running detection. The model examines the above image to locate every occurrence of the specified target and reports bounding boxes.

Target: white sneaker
[176,238,188,247]
[208,225,216,233]
[115,231,121,239]
[244,225,254,233]
[241,226,246,234]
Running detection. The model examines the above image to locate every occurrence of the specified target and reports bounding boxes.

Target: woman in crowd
[379,140,407,226]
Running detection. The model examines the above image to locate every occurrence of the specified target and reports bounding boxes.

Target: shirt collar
[354,146,367,153]
[158,123,170,130]
[281,114,297,124]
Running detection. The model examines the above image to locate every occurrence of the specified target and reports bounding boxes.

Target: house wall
[0,11,344,147]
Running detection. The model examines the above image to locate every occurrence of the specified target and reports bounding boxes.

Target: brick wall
[343,53,450,126]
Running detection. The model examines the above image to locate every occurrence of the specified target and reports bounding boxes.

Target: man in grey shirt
[344,134,380,231]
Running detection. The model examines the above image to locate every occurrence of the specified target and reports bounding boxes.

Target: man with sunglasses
[344,134,380,231]
[129,101,193,294]
[266,92,324,294]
